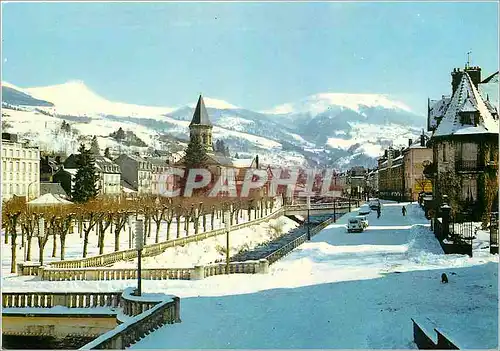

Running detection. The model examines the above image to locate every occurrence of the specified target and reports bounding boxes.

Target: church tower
[189,95,213,153]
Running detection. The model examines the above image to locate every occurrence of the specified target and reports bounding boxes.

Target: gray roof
[429,97,451,129]
[40,183,68,198]
[190,95,212,126]
[434,72,499,137]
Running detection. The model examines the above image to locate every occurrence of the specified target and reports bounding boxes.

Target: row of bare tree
[2,194,279,273]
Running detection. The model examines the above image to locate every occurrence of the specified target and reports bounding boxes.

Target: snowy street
[3,201,497,349]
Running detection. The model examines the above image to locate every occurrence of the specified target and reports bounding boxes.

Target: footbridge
[284,200,361,217]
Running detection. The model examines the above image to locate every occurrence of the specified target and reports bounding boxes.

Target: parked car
[369,198,381,210]
[347,216,369,233]
[358,204,371,215]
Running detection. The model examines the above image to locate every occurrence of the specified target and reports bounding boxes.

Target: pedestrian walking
[377,207,381,218]
[402,206,407,216]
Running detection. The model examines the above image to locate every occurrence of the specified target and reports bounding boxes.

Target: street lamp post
[135,219,144,296]
[224,211,231,274]
[27,181,37,202]
[307,195,311,241]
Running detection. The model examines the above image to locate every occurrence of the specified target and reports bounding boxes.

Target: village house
[428,64,499,219]
[53,154,122,197]
[114,154,152,194]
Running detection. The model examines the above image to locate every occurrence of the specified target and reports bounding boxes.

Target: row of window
[2,172,38,181]
[2,160,39,172]
[1,147,39,160]
[2,183,34,195]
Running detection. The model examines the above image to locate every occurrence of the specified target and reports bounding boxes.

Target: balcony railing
[455,160,484,172]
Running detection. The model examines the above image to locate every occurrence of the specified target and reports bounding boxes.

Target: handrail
[2,291,121,309]
[80,288,181,350]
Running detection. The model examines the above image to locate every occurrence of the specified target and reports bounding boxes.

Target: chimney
[451,68,462,95]
[387,148,393,167]
[408,139,413,147]
[420,134,425,147]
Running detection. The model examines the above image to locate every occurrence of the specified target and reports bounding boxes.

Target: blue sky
[1,2,498,114]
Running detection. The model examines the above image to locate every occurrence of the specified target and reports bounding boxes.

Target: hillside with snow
[1,80,426,169]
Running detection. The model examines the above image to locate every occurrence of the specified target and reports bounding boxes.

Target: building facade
[1,133,40,201]
[378,148,405,200]
[94,156,121,196]
[114,154,152,194]
[403,134,433,201]
[428,65,499,219]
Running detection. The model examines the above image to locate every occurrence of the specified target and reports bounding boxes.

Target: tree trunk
[211,212,215,230]
[10,233,17,274]
[5,231,8,244]
[51,231,57,258]
[114,230,121,252]
[38,240,45,266]
[98,227,105,255]
[114,217,126,252]
[176,217,181,239]
[26,235,32,261]
[194,217,199,234]
[155,220,161,243]
[203,215,207,232]
[59,234,67,261]
[166,222,171,240]
[83,229,91,258]
[185,216,190,237]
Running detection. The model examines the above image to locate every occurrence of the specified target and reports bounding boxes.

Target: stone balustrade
[33,204,284,273]
[2,292,121,309]
[40,267,194,281]
[80,288,181,350]
[34,213,335,282]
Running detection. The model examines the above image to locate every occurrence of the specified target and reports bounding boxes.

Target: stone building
[189,95,214,153]
[114,154,152,194]
[174,95,260,197]
[428,65,499,219]
[54,154,121,197]
[378,148,405,200]
[1,133,40,201]
[403,133,433,201]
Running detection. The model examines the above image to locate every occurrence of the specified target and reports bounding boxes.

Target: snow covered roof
[94,156,121,174]
[39,183,68,198]
[121,179,137,192]
[434,72,499,137]
[28,193,73,206]
[190,95,212,126]
[428,97,451,129]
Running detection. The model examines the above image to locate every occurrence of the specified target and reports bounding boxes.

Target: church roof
[434,71,499,137]
[190,95,212,126]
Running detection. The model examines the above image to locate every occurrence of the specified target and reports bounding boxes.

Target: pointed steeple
[190,95,212,126]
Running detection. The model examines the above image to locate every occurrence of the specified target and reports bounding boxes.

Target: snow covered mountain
[1,81,426,169]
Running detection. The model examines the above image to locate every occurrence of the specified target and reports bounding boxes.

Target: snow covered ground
[1,210,257,277]
[2,202,497,348]
[111,217,298,269]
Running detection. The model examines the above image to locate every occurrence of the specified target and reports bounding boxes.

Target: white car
[347,216,368,233]
[358,204,371,215]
